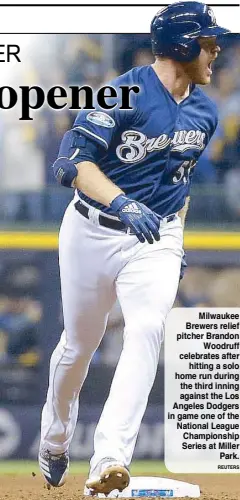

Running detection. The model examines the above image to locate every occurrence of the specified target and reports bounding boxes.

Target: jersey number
[172,160,196,185]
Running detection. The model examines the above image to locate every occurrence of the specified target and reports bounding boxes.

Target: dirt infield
[0,472,239,500]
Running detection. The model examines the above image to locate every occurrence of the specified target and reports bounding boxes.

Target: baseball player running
[39,1,232,494]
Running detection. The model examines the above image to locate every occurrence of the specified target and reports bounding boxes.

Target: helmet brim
[199,26,231,37]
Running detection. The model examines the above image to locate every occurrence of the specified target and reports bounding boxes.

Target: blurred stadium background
[0,34,240,466]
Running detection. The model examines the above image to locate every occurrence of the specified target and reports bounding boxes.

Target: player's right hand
[110,194,161,244]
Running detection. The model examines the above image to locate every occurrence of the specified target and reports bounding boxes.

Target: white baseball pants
[40,194,183,467]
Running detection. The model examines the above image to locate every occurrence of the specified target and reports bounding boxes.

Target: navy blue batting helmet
[151,1,231,62]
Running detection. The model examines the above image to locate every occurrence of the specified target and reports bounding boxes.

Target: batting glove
[180,251,187,281]
[110,194,161,244]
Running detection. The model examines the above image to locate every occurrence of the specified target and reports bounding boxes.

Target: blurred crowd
[0,34,240,225]
[0,259,42,367]
[0,258,42,403]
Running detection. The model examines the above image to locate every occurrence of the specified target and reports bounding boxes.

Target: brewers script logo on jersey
[116,130,206,163]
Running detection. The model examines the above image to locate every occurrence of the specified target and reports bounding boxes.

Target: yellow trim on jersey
[0,231,239,250]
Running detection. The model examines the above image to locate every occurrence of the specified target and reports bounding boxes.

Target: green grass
[0,460,167,476]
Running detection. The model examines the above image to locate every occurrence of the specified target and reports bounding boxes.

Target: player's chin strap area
[74,199,176,234]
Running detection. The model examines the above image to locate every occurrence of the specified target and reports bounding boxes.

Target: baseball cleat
[38,448,69,487]
[85,458,130,495]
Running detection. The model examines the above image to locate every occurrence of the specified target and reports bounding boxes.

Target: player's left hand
[110,194,161,244]
[180,251,187,281]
